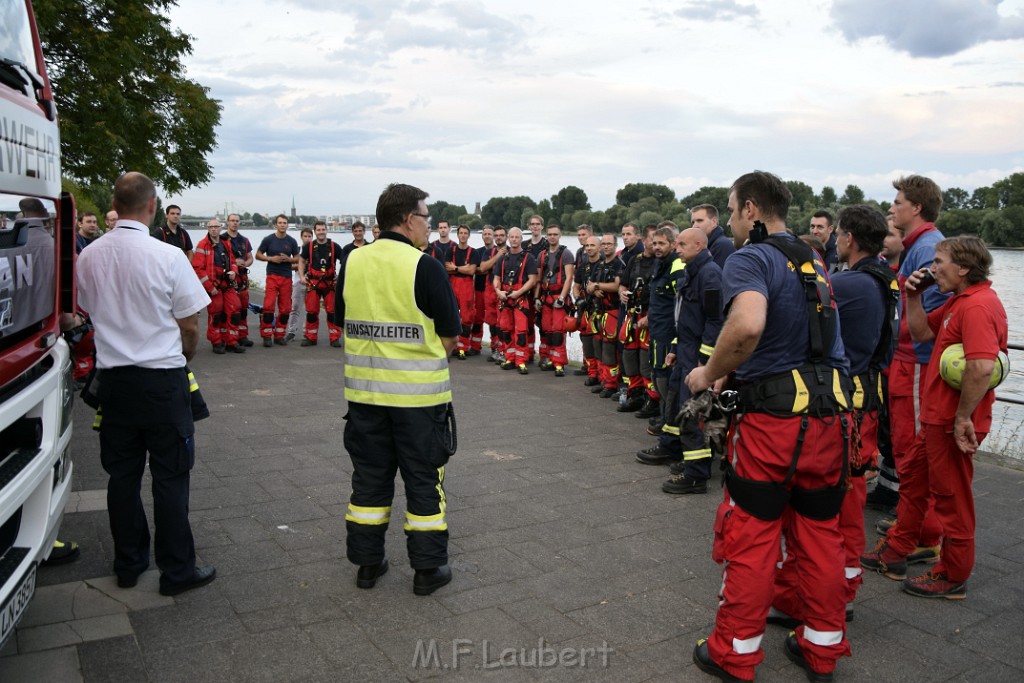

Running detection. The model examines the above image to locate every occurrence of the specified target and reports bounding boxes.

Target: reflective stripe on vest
[343,238,452,407]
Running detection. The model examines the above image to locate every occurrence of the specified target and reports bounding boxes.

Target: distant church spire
[290,196,296,220]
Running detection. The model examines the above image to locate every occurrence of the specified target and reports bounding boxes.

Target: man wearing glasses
[335,185,461,596]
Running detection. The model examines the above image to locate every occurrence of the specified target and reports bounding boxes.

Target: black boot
[635,396,660,419]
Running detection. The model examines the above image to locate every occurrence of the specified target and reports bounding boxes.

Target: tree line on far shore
[428,174,1024,247]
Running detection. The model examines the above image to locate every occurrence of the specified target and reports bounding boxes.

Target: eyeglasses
[411,212,431,221]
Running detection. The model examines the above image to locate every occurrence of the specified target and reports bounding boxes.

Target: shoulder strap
[761,236,837,363]
[852,260,900,369]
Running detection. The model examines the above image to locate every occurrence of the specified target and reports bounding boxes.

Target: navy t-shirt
[450,245,481,278]
[258,233,300,277]
[831,258,895,376]
[722,235,848,381]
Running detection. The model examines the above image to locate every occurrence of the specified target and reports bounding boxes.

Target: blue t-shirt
[831,258,893,376]
[258,233,299,277]
[722,235,848,381]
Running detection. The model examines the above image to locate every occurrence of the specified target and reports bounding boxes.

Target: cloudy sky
[166,0,1024,217]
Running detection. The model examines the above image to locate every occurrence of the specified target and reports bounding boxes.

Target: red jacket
[192,236,238,294]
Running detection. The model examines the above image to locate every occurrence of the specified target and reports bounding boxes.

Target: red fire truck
[0,0,77,649]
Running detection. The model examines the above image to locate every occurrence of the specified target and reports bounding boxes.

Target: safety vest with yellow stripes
[343,237,452,407]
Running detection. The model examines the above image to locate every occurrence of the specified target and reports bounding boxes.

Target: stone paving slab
[2,314,1023,682]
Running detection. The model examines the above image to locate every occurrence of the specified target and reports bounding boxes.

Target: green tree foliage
[455,214,482,230]
[819,186,838,205]
[427,201,467,225]
[839,184,865,205]
[36,0,222,195]
[993,173,1024,208]
[252,213,268,227]
[942,187,969,210]
[551,185,590,224]
[616,183,675,206]
[679,186,730,213]
[534,199,554,225]
[481,196,536,228]
[969,186,999,210]
[785,181,816,211]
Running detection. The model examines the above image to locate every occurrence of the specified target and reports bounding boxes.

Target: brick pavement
[2,318,1023,682]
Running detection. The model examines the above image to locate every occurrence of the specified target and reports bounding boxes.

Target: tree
[551,185,591,220]
[616,183,675,207]
[480,196,536,227]
[993,172,1024,208]
[252,213,268,227]
[942,187,969,210]
[819,186,838,205]
[679,186,729,213]
[968,186,999,210]
[36,0,222,194]
[839,184,865,205]
[785,181,816,211]
[427,201,467,225]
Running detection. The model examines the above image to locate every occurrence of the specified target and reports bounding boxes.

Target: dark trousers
[344,402,450,569]
[97,367,196,587]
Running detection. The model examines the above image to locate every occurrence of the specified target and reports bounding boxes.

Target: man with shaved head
[493,227,538,373]
[657,228,723,495]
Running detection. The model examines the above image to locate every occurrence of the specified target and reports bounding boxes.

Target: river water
[188,229,1024,460]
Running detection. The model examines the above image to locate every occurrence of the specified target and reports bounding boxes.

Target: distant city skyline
[166,1,1024,215]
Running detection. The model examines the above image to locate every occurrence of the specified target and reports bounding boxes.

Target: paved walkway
[3,322,1023,682]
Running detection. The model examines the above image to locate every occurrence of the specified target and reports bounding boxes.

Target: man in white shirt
[76,171,217,596]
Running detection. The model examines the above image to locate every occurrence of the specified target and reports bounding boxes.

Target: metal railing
[996,342,1023,406]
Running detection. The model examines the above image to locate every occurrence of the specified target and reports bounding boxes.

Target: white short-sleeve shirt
[76,219,210,369]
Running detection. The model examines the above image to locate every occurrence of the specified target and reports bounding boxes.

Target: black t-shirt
[303,240,343,275]
[258,233,300,277]
[450,245,481,278]
[495,251,538,289]
[334,232,461,337]
[152,225,193,254]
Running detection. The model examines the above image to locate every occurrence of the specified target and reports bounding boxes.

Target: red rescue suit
[192,236,241,347]
[449,245,477,353]
[537,246,572,368]
[223,232,253,341]
[495,251,535,366]
[472,245,500,352]
[303,240,342,343]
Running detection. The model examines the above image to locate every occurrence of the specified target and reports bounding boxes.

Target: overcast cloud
[165,0,1024,216]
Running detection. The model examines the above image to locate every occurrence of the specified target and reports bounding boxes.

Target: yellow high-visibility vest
[343,237,452,407]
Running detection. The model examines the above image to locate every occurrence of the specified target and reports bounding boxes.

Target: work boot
[583,377,601,387]
[907,545,941,565]
[456,350,467,360]
[263,337,273,347]
[865,485,899,514]
[635,397,660,419]
[646,421,665,436]
[669,460,686,475]
[554,366,565,377]
[500,360,516,370]
[331,339,342,348]
[228,345,245,354]
[467,348,481,356]
[784,632,834,682]
[274,337,287,346]
[212,343,226,354]
[239,337,254,347]
[285,332,295,342]
[539,359,553,371]
[636,445,680,466]
[875,516,897,536]
[693,639,751,683]
[517,364,529,375]
[616,395,645,413]
[860,539,907,580]
[662,474,708,495]
[301,338,316,346]
[902,570,966,600]
[599,387,617,398]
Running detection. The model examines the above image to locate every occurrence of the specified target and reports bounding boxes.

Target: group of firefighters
[134,172,1008,683]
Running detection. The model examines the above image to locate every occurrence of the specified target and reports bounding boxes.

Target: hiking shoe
[300,339,316,346]
[693,639,752,682]
[263,337,273,347]
[554,366,565,377]
[212,343,226,354]
[902,571,966,600]
[669,460,686,475]
[662,474,707,495]
[907,545,941,565]
[874,516,897,536]
[636,445,680,466]
[517,364,529,375]
[635,398,660,418]
[860,539,907,580]
[646,423,665,437]
[784,632,834,682]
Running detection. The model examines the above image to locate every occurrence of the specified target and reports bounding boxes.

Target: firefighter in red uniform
[493,228,538,373]
[193,218,243,353]
[687,172,851,683]
[473,226,504,358]
[573,236,602,384]
[255,214,300,346]
[589,234,623,398]
[299,221,344,347]
[617,225,657,411]
[535,225,575,376]
[447,225,481,359]
[222,213,255,347]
